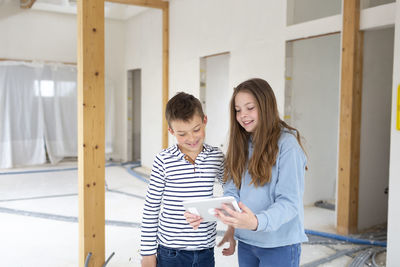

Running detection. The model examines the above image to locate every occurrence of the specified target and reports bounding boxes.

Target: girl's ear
[203,115,208,125]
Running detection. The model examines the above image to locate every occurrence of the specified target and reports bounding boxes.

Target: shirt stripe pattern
[140,144,224,256]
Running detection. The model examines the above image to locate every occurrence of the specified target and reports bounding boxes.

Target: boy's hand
[215,202,258,230]
[184,211,203,230]
[217,226,236,256]
[141,255,156,267]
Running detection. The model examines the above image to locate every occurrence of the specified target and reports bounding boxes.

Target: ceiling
[31,0,149,20]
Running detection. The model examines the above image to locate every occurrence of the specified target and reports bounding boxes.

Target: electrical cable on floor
[301,246,368,267]
[102,252,115,267]
[349,247,374,267]
[372,248,386,267]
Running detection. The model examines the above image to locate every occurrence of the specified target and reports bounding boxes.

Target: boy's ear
[203,115,208,125]
[168,127,174,135]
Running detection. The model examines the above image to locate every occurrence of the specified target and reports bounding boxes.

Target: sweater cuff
[140,247,157,256]
[255,213,268,232]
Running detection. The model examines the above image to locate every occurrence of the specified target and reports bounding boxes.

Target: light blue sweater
[223,131,308,248]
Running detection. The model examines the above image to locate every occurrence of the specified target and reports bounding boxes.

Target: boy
[140,92,224,267]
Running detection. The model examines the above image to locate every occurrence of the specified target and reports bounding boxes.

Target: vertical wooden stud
[162,4,169,149]
[77,0,105,266]
[337,0,363,235]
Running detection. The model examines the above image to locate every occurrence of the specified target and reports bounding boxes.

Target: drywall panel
[287,34,341,206]
[0,9,77,62]
[105,19,126,161]
[125,0,286,168]
[169,0,286,117]
[387,2,400,266]
[358,28,393,231]
[125,8,162,168]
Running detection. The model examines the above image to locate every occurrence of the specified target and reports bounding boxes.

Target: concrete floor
[0,163,385,267]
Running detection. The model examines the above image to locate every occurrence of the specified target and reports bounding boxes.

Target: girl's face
[234,91,259,133]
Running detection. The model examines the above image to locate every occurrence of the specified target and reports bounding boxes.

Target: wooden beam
[162,4,169,148]
[77,0,105,266]
[337,0,363,235]
[20,0,36,8]
[106,0,168,9]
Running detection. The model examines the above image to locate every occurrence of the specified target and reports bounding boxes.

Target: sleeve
[255,141,306,232]
[216,151,225,184]
[140,154,166,256]
[223,179,240,203]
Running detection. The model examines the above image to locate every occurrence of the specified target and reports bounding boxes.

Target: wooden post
[162,4,169,149]
[337,0,363,235]
[77,0,105,266]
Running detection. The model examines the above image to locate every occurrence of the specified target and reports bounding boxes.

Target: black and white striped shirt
[140,144,224,256]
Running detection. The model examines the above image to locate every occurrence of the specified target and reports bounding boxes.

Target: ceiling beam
[20,0,36,9]
[106,0,168,9]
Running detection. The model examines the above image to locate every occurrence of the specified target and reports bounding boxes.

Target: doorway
[358,27,394,230]
[127,69,141,163]
[285,34,341,206]
[200,53,230,151]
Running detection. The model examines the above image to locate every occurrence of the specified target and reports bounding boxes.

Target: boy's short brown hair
[165,92,205,126]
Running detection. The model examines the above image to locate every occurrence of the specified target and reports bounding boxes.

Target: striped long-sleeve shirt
[140,143,224,256]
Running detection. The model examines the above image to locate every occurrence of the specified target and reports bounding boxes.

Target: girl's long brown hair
[223,78,305,188]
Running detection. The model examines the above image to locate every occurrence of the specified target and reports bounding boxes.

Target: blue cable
[305,229,387,247]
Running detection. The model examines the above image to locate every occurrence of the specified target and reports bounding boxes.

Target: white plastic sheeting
[0,61,114,168]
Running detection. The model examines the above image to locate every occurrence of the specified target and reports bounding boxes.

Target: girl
[216,78,308,267]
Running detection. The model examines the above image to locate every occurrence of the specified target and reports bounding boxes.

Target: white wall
[124,8,162,168]
[105,20,126,161]
[387,2,400,266]
[358,28,393,230]
[170,0,286,110]
[125,0,286,167]
[0,7,76,62]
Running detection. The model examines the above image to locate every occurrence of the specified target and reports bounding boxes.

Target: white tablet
[182,196,241,222]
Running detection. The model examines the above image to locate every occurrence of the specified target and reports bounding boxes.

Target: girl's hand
[184,211,203,230]
[215,202,258,230]
[217,226,236,256]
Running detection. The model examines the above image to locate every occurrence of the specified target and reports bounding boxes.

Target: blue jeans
[156,245,215,267]
[238,241,301,267]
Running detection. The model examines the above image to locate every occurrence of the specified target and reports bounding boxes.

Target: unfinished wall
[0,7,76,62]
[358,27,393,231]
[124,8,162,168]
[124,0,286,167]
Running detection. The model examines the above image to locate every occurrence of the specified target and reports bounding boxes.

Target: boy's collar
[171,143,211,158]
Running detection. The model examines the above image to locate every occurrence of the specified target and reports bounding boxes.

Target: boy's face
[168,114,207,156]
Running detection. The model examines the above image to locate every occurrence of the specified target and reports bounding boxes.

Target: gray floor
[0,163,386,267]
